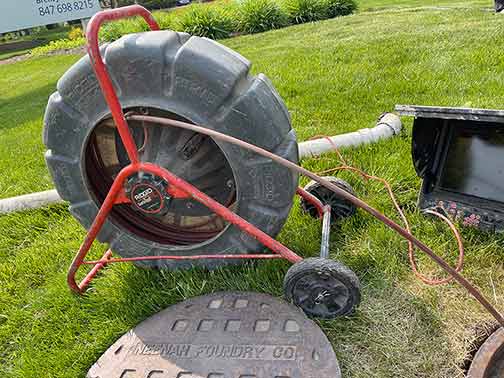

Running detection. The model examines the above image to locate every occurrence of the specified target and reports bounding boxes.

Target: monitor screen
[439,123,504,204]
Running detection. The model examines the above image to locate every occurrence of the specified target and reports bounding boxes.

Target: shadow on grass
[0,82,57,131]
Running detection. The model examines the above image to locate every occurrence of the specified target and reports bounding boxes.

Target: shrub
[98,11,178,42]
[30,38,86,56]
[156,11,176,30]
[99,17,151,42]
[283,0,329,24]
[236,0,289,34]
[324,0,357,17]
[68,27,84,40]
[28,0,355,55]
[178,6,234,39]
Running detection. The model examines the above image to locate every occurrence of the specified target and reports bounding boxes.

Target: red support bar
[147,162,304,264]
[296,187,325,218]
[67,162,304,293]
[67,164,131,293]
[78,250,113,290]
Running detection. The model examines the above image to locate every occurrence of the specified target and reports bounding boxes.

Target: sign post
[0,1,102,34]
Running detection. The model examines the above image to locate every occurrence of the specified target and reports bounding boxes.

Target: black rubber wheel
[301,176,357,222]
[284,258,361,318]
[43,31,299,269]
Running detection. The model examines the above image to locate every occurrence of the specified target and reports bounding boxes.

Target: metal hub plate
[87,292,341,378]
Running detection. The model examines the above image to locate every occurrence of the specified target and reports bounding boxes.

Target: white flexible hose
[298,112,402,158]
[0,189,63,214]
[0,113,402,214]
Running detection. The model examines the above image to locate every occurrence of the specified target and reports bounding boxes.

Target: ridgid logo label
[134,188,153,201]
[132,185,160,209]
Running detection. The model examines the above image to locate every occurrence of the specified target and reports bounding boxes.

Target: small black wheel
[301,176,357,222]
[284,258,361,318]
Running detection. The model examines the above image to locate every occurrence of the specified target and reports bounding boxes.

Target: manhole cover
[88,292,341,378]
[468,327,504,378]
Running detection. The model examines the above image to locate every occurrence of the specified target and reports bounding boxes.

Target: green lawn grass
[358,0,490,10]
[0,55,82,198]
[1,2,504,377]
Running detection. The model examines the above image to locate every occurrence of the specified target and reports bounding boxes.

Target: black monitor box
[396,105,504,233]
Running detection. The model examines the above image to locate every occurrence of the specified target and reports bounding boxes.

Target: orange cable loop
[312,135,465,286]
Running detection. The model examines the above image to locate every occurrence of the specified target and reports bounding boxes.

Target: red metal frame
[68,5,329,294]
